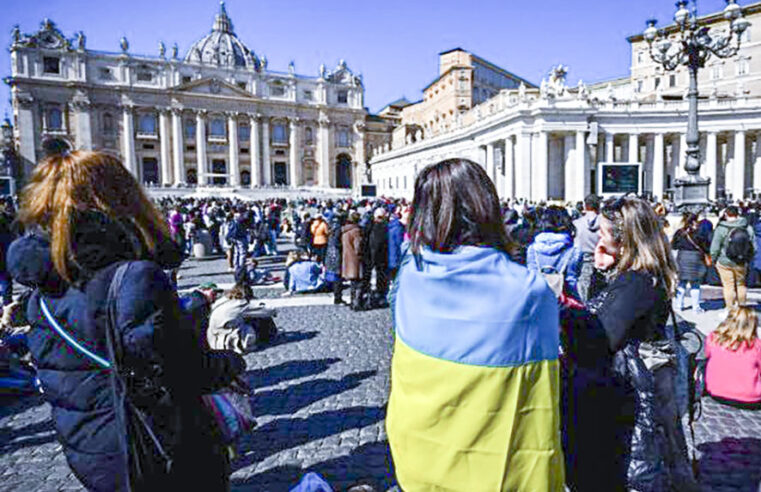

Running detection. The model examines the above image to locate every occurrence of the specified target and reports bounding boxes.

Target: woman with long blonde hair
[705,305,761,407]
[561,196,698,492]
[8,150,245,491]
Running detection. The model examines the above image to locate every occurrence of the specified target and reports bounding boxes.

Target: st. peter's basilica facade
[6,3,371,191]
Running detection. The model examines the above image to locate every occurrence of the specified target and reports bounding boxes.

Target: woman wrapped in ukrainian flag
[386,158,565,491]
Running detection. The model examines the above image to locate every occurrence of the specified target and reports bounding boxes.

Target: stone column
[605,132,615,162]
[72,100,92,151]
[250,114,260,188]
[504,136,515,199]
[564,134,576,202]
[628,133,639,163]
[195,110,207,186]
[533,131,549,201]
[159,109,172,186]
[171,109,184,186]
[734,130,746,199]
[353,121,366,189]
[14,93,36,179]
[486,142,496,181]
[228,113,240,186]
[706,132,718,200]
[262,117,271,185]
[121,106,137,176]
[753,133,761,193]
[653,133,665,200]
[515,132,531,200]
[576,131,587,202]
[289,118,299,187]
[318,117,331,187]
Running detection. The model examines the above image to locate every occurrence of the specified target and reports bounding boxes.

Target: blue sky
[0,0,741,117]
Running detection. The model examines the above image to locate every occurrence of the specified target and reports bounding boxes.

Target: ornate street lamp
[644,0,750,209]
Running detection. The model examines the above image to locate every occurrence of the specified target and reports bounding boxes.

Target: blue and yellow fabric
[387,246,564,491]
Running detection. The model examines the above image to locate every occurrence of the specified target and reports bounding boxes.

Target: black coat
[365,220,388,267]
[561,271,696,492]
[671,229,707,283]
[8,212,244,491]
[324,216,343,274]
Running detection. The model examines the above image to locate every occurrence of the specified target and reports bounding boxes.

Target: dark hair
[584,194,601,212]
[539,206,576,236]
[725,205,739,217]
[408,158,513,256]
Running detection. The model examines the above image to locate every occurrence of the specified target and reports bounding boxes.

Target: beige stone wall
[630,3,761,99]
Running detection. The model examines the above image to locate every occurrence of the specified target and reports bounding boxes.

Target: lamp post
[644,0,750,209]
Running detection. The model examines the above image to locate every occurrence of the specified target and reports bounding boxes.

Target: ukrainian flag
[387,246,564,492]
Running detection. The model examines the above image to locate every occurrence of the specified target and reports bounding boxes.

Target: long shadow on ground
[233,405,385,472]
[245,358,341,390]
[232,441,396,491]
[698,436,761,492]
[252,370,376,417]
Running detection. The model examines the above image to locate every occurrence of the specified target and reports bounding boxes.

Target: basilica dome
[185,2,259,70]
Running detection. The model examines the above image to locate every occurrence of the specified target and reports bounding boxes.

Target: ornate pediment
[174,77,252,98]
[325,60,361,87]
[12,19,73,51]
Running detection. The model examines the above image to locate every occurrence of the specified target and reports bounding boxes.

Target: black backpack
[724,227,754,264]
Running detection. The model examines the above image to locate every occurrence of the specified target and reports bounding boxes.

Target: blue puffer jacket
[526,232,584,298]
[387,217,405,271]
[8,212,244,492]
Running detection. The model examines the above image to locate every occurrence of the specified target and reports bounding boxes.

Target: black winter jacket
[561,271,697,492]
[8,212,244,491]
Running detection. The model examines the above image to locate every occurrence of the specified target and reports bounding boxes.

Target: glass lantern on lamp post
[644,0,750,209]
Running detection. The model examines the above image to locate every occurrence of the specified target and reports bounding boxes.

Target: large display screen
[600,164,640,194]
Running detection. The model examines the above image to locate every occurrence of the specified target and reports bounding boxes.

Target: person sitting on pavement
[284,250,326,295]
[705,305,761,409]
[207,280,275,353]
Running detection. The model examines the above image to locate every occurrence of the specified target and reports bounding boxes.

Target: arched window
[305,127,313,145]
[138,114,156,135]
[209,118,225,137]
[48,108,63,130]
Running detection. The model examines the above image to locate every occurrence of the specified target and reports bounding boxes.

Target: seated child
[284,250,326,295]
[705,305,761,407]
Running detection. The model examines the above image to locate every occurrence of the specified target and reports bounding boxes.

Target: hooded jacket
[709,216,755,267]
[572,211,601,255]
[387,246,564,491]
[387,216,405,271]
[8,212,243,491]
[527,232,583,298]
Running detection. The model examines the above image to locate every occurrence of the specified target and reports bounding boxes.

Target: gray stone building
[5,3,369,191]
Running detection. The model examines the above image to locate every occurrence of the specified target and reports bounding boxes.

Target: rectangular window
[182,75,192,84]
[636,80,643,93]
[337,129,350,147]
[654,77,661,89]
[272,124,287,143]
[337,90,348,104]
[209,118,226,138]
[303,90,313,101]
[137,71,153,82]
[404,176,407,189]
[669,74,677,87]
[184,120,196,139]
[43,56,60,74]
[238,125,250,142]
[711,65,723,80]
[737,59,750,76]
[271,84,286,97]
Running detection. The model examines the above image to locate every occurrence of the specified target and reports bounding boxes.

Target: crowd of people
[0,149,759,491]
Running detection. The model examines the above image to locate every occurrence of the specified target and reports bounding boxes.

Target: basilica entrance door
[142,157,159,185]
[211,159,227,185]
[274,162,287,185]
[336,154,352,189]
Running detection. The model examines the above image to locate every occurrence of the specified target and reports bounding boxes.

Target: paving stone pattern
[1,251,760,491]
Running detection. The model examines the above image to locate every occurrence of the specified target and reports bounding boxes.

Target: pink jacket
[705,333,761,403]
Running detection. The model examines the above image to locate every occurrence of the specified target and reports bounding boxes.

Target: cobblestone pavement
[1,248,760,491]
